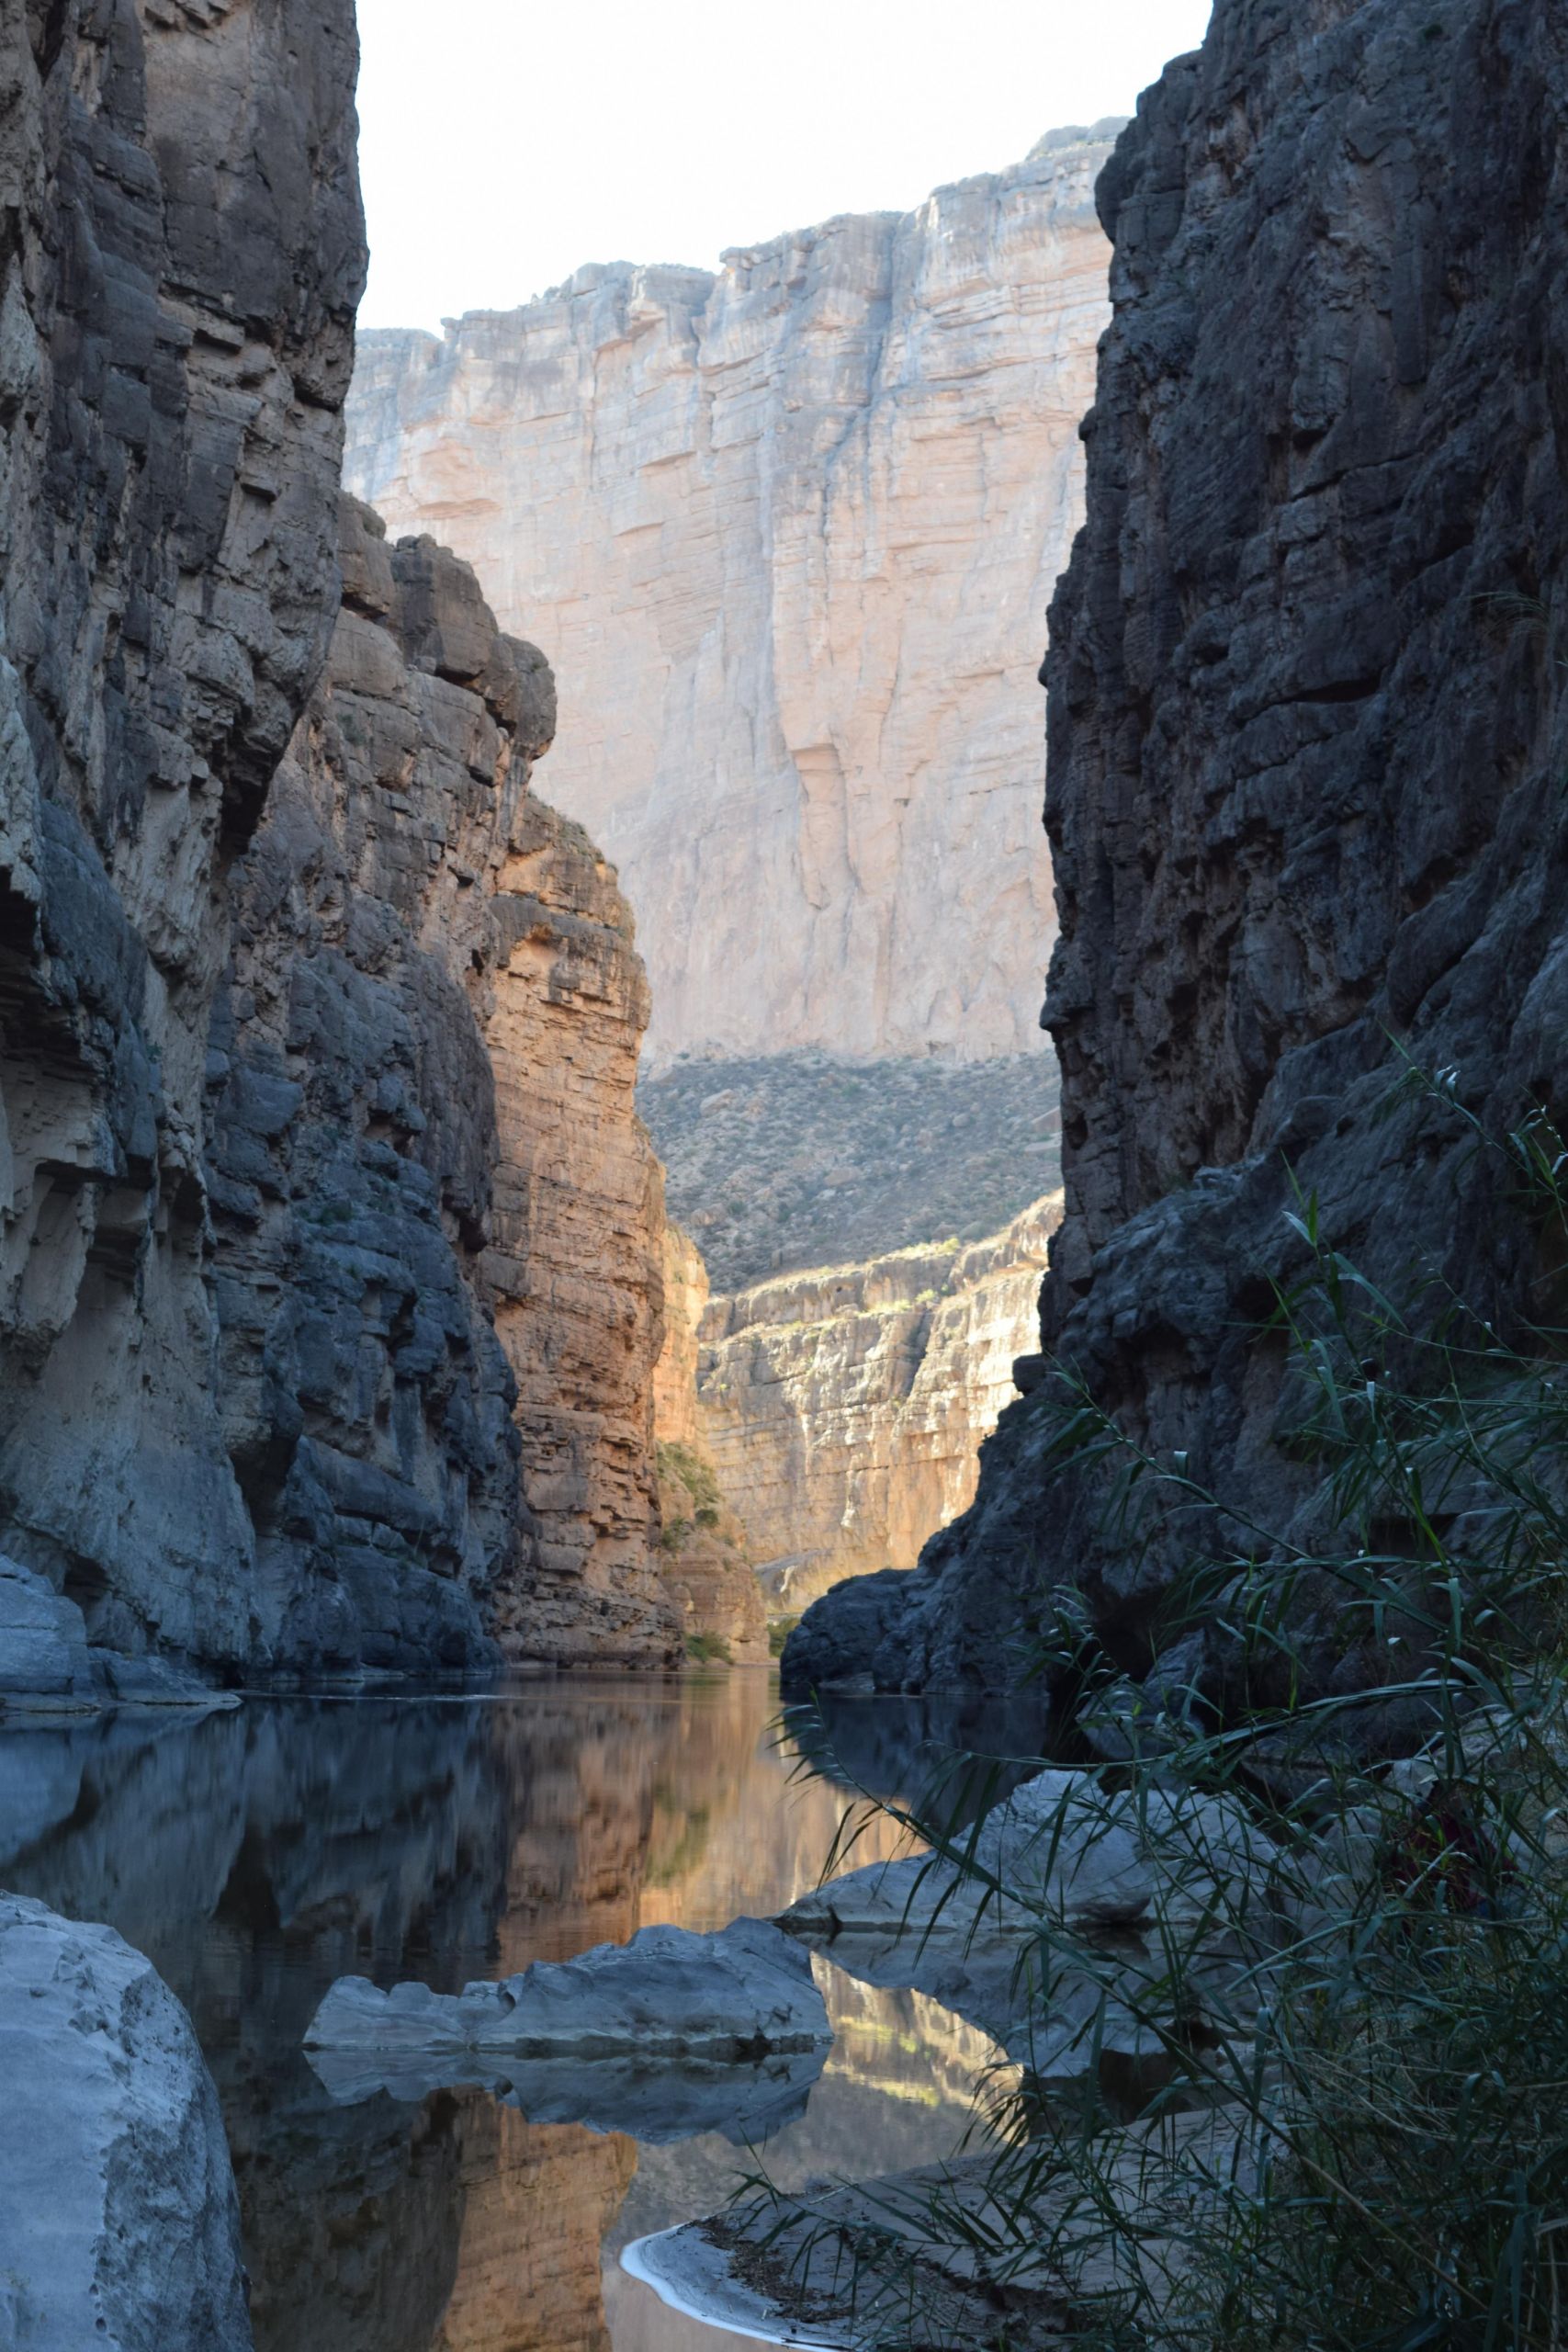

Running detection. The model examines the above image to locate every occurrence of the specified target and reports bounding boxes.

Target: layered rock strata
[0,0,362,1672]
[345,129,1122,1070]
[690,1197,1060,1609]
[214,503,679,1672]
[786,0,1568,1701]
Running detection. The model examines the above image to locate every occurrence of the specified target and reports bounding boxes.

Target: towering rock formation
[687,1196,1059,1609]
[213,503,678,1674]
[0,0,363,1668]
[344,127,1122,1072]
[0,0,678,1681]
[786,0,1568,1702]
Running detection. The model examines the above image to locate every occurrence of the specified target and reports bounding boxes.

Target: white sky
[355,0,1213,331]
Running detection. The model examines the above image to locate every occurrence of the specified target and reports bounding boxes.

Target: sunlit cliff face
[344,132,1118,1075]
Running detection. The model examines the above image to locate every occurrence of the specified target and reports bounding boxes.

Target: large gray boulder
[305,1914,830,2068]
[0,1558,97,1711]
[0,1895,251,2349]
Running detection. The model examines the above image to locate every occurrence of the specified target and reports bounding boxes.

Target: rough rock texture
[694,1196,1061,1608]
[345,130,1122,1070]
[306,1915,826,2063]
[0,0,363,1672]
[213,502,679,1673]
[641,1049,1061,1289]
[0,1894,250,2350]
[650,1225,771,1662]
[786,0,1568,1701]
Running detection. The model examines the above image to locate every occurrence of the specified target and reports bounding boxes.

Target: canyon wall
[785,0,1568,1703]
[670,1196,1058,1610]
[214,502,678,1674]
[344,127,1122,1072]
[649,1225,768,1663]
[0,0,363,1668]
[0,2,679,1683]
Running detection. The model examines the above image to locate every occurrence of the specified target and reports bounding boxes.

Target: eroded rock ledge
[690,1196,1061,1610]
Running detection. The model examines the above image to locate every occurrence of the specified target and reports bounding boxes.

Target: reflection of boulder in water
[310,2046,827,2149]
[785,1688,1047,1815]
[0,1688,771,2352]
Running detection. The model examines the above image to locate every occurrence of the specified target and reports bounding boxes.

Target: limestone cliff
[785,0,1568,1702]
[678,1197,1058,1611]
[344,127,1122,1072]
[0,0,363,1668]
[215,502,679,1674]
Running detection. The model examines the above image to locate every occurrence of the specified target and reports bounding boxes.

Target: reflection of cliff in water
[0,1676,1032,2349]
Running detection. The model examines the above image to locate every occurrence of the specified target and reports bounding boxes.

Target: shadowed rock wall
[0,6,677,1682]
[785,0,1568,1702]
[0,0,363,1668]
[214,504,679,1673]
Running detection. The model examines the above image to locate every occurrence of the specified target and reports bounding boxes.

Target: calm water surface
[0,1672,1037,2350]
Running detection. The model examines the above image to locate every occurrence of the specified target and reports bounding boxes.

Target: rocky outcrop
[0,0,363,1674]
[693,1197,1059,1609]
[1,6,678,1686]
[0,1894,250,2349]
[785,0,1568,1702]
[213,501,678,1673]
[306,1914,828,2064]
[344,129,1122,1072]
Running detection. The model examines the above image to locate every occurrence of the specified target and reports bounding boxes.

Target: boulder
[304,1915,830,2068]
[0,1895,251,2349]
[0,1558,97,1711]
[780,1770,1281,2085]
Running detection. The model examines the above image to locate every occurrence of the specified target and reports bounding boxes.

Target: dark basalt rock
[785,0,1568,1707]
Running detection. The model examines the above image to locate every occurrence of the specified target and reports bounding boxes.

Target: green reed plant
[755,1086,1568,2351]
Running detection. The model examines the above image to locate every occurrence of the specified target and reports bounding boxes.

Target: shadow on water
[0,1672,1037,2351]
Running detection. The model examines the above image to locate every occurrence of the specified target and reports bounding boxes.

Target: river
[0,1671,1039,2349]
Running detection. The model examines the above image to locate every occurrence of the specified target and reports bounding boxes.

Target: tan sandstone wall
[678,1197,1060,1609]
[344,128,1120,1071]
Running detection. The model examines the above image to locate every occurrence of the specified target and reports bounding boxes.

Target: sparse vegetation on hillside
[638,1050,1061,1290]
